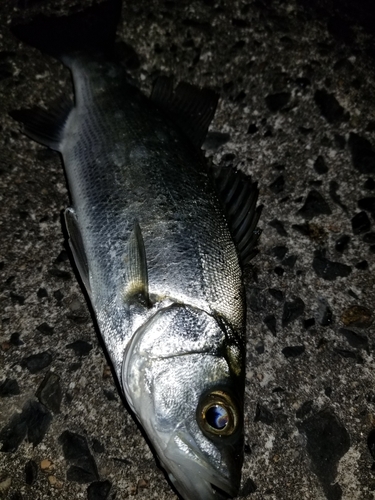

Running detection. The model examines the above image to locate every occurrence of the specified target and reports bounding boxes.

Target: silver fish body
[11,2,262,498]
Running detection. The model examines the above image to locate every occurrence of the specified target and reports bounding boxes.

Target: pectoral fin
[64,207,91,296]
[123,223,149,308]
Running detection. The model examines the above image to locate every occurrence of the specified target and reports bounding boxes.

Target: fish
[10,1,262,498]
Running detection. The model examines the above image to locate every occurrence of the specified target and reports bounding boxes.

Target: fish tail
[11,0,122,62]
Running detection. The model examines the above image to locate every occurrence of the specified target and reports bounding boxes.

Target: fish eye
[197,391,238,437]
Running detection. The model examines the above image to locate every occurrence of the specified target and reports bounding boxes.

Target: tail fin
[11,0,122,62]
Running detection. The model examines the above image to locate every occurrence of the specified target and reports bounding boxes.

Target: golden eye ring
[197,390,238,437]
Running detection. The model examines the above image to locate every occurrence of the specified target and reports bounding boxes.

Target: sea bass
[11,1,262,498]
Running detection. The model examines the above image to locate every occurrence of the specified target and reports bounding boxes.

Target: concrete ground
[1,0,375,499]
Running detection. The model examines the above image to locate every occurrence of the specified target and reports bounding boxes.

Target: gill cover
[122,304,244,500]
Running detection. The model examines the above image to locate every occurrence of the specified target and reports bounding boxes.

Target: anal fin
[211,166,263,266]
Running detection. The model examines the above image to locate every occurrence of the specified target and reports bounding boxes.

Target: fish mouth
[164,431,240,500]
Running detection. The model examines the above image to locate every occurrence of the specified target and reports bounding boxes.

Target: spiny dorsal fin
[151,76,219,148]
[211,166,263,266]
[123,223,149,308]
[10,99,72,151]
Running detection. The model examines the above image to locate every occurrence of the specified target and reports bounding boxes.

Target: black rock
[240,478,257,495]
[368,429,375,460]
[282,345,305,358]
[363,232,375,244]
[248,287,266,312]
[269,175,285,194]
[314,89,348,124]
[254,404,274,425]
[316,298,333,326]
[291,222,311,236]
[87,480,112,500]
[358,197,375,212]
[10,292,25,305]
[66,340,93,357]
[37,288,48,298]
[36,372,62,414]
[271,245,288,260]
[355,260,368,270]
[265,92,290,112]
[298,189,331,220]
[255,344,265,354]
[36,322,54,336]
[268,219,288,236]
[54,250,70,263]
[59,430,99,483]
[0,400,52,452]
[22,351,52,374]
[339,328,368,350]
[303,318,315,329]
[247,123,258,134]
[282,297,305,327]
[329,181,347,211]
[295,77,311,88]
[53,289,64,301]
[274,266,284,276]
[92,438,105,454]
[48,268,72,280]
[364,178,375,190]
[333,348,357,360]
[298,410,350,500]
[335,235,350,253]
[351,211,371,234]
[25,460,38,485]
[268,288,284,302]
[263,315,276,336]
[282,255,297,268]
[314,155,328,174]
[9,493,23,500]
[0,378,20,397]
[296,400,313,419]
[334,133,346,149]
[312,254,351,281]
[348,133,375,174]
[103,389,117,402]
[10,332,23,346]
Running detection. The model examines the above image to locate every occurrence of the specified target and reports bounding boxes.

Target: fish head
[122,304,245,500]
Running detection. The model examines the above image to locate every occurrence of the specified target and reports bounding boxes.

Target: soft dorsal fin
[211,166,263,266]
[151,76,219,148]
[123,223,149,308]
[10,99,72,151]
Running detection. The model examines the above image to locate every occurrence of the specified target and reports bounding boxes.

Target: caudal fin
[11,0,122,62]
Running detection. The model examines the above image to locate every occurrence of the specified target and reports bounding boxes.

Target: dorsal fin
[211,166,263,266]
[10,99,72,151]
[151,76,219,148]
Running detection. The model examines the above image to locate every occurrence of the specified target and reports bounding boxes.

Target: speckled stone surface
[1,1,375,499]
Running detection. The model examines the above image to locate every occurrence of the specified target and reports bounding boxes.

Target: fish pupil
[206,405,229,430]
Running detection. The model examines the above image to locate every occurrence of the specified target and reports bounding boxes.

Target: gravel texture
[1,1,375,499]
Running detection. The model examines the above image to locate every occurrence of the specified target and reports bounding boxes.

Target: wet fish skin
[11,2,262,498]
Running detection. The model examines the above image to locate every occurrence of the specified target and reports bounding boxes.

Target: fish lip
[164,430,239,500]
